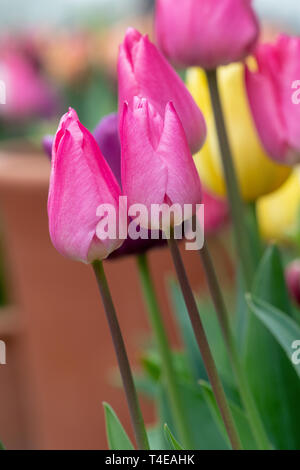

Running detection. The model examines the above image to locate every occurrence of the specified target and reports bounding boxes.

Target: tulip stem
[137,253,193,449]
[199,243,271,450]
[205,68,254,289]
[167,234,242,450]
[92,260,150,450]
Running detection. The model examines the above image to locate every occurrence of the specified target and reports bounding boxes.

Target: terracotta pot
[0,151,234,449]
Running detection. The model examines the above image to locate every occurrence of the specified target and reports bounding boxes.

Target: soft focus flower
[118,28,206,155]
[93,113,122,186]
[186,63,291,201]
[245,35,300,165]
[285,260,300,307]
[155,0,259,70]
[120,97,201,230]
[0,50,57,119]
[42,135,54,159]
[202,189,229,236]
[48,108,125,263]
[257,168,300,242]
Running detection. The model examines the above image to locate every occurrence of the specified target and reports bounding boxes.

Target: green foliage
[164,424,184,450]
[199,380,257,450]
[103,402,134,450]
[244,245,300,449]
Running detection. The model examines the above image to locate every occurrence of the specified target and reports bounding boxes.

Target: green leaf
[199,381,257,450]
[147,425,167,450]
[245,245,300,449]
[103,402,135,450]
[158,378,228,450]
[252,244,293,316]
[0,441,5,450]
[164,424,184,450]
[247,295,300,379]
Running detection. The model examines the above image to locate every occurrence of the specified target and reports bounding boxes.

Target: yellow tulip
[186,64,291,202]
[257,168,300,242]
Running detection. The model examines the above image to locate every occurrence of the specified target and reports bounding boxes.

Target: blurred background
[0,0,298,450]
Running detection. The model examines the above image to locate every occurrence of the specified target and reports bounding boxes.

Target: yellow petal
[257,168,300,242]
[187,64,291,202]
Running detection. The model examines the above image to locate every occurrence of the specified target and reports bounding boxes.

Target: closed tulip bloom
[48,108,125,263]
[121,97,201,230]
[245,35,300,165]
[44,113,166,259]
[118,28,206,155]
[155,0,259,70]
[186,63,291,201]
[285,260,300,307]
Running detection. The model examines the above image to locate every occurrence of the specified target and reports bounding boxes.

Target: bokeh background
[0,0,298,450]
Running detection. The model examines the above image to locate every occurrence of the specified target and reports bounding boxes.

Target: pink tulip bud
[246,35,300,165]
[120,97,201,231]
[48,108,125,263]
[155,0,259,70]
[118,28,206,155]
[286,260,300,307]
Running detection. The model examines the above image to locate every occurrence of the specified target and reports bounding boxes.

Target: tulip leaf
[244,244,300,449]
[103,402,135,450]
[164,424,184,450]
[0,441,5,450]
[247,295,300,379]
[199,380,257,450]
[158,376,228,450]
[147,426,167,450]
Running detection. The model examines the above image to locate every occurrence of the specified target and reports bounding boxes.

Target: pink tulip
[0,50,57,119]
[120,97,202,230]
[285,260,300,307]
[118,28,206,155]
[155,0,259,70]
[245,35,300,165]
[202,189,229,235]
[48,108,125,263]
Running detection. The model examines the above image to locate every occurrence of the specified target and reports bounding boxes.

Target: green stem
[92,260,149,450]
[205,68,254,289]
[137,253,193,449]
[199,244,270,450]
[168,235,242,450]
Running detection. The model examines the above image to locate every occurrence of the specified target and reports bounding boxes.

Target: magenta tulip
[246,35,300,165]
[155,0,259,70]
[286,260,300,307]
[48,108,125,263]
[120,97,201,230]
[0,50,57,119]
[118,28,206,155]
[202,189,229,235]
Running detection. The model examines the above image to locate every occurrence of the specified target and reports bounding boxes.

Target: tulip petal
[118,28,206,154]
[48,109,123,263]
[120,100,168,212]
[155,0,259,69]
[157,102,202,207]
